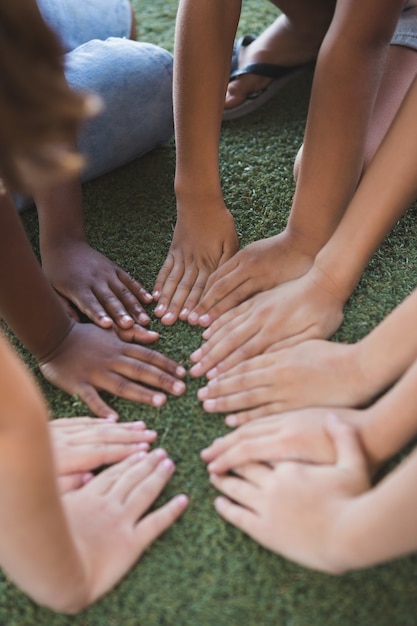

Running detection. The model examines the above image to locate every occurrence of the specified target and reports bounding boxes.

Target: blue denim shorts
[36,0,132,52]
[17,0,174,206]
[392,2,417,50]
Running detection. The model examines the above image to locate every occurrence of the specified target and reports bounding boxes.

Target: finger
[92,283,136,329]
[111,448,168,502]
[214,495,260,537]
[49,418,147,433]
[179,269,210,322]
[153,254,175,302]
[126,456,177,516]
[202,332,265,380]
[116,324,160,345]
[225,405,279,427]
[325,414,367,472]
[209,472,257,509]
[133,493,189,547]
[123,344,186,378]
[160,265,199,326]
[206,435,277,474]
[49,417,108,428]
[189,258,240,323]
[73,383,119,421]
[199,380,271,414]
[110,355,186,398]
[231,462,272,486]
[196,277,258,328]
[64,422,155,444]
[189,316,257,378]
[69,289,114,329]
[57,473,91,494]
[116,269,153,319]
[154,256,185,319]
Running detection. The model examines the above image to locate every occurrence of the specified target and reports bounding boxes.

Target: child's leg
[64,38,173,182]
[36,0,133,52]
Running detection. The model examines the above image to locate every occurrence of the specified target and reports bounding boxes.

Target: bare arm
[0,331,188,612]
[152,0,240,324]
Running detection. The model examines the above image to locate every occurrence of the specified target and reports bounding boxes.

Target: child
[152,0,417,341]
[0,0,186,419]
[0,329,187,612]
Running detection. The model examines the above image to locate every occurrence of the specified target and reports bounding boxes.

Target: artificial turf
[2,0,417,624]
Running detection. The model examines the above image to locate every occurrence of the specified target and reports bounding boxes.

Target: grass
[2,0,417,624]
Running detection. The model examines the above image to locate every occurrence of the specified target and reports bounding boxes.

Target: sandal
[223,34,313,121]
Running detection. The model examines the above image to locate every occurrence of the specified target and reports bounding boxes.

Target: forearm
[0,334,87,612]
[312,73,417,302]
[174,0,241,205]
[335,447,417,571]
[0,193,73,359]
[287,0,403,254]
[34,176,88,257]
[356,356,417,466]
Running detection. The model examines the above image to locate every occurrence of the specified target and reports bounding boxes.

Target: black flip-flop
[223,34,313,121]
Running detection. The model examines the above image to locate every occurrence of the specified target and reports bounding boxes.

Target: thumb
[325,413,367,473]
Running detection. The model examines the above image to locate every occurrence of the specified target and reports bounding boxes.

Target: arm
[201,350,417,474]
[0,192,186,419]
[188,0,405,326]
[35,176,154,330]
[0,331,188,612]
[190,71,417,378]
[152,0,240,325]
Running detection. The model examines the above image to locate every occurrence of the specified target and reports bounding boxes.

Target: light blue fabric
[36,0,132,52]
[15,1,174,209]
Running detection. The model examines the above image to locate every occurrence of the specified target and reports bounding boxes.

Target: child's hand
[49,417,158,493]
[41,240,154,330]
[38,323,186,420]
[187,232,313,327]
[197,339,371,424]
[209,415,370,573]
[201,408,366,473]
[190,268,345,379]
[62,449,188,608]
[153,206,238,326]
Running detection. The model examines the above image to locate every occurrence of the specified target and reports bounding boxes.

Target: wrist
[36,318,75,364]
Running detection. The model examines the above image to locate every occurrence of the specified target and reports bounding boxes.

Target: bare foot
[225,10,332,110]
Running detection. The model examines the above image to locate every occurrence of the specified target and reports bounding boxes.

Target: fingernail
[206,367,218,379]
[152,394,166,407]
[161,458,175,472]
[190,348,202,361]
[82,472,93,484]
[200,314,210,326]
[106,414,118,422]
[197,387,208,400]
[225,415,237,427]
[136,442,150,450]
[153,290,160,300]
[173,381,186,395]
[154,448,167,459]
[180,308,188,317]
[162,312,174,323]
[176,365,186,377]
[99,314,113,324]
[155,304,165,314]
[188,312,198,324]
[133,451,148,461]
[139,313,150,324]
[203,399,216,411]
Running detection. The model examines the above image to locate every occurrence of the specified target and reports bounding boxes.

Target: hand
[190,267,345,379]
[63,449,188,608]
[201,407,365,473]
[188,232,314,326]
[197,339,371,424]
[153,206,238,325]
[39,323,186,420]
[41,240,153,330]
[49,417,158,493]
[209,415,370,573]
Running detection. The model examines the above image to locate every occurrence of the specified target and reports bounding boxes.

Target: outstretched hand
[153,207,238,326]
[63,448,188,606]
[188,232,314,326]
[197,339,372,425]
[201,407,366,473]
[41,240,154,330]
[209,415,370,573]
[39,322,186,420]
[50,417,159,493]
[190,267,345,379]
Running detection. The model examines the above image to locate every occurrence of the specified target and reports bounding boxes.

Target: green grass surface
[3,0,417,624]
